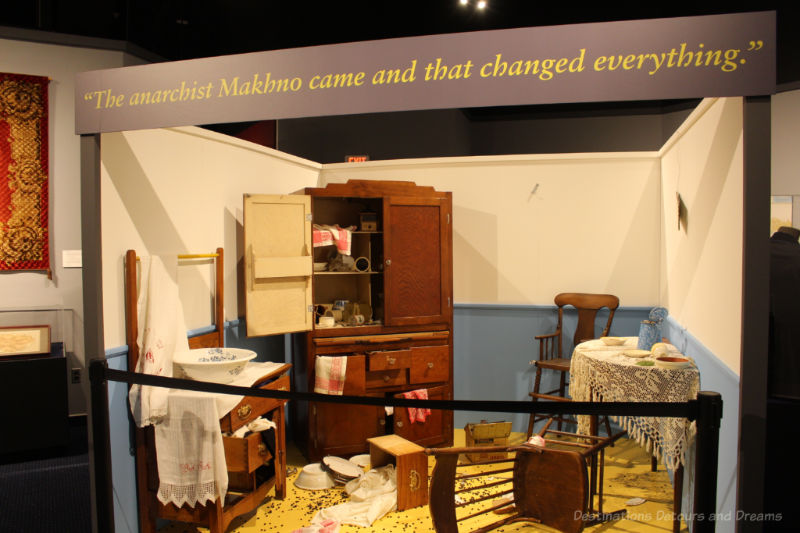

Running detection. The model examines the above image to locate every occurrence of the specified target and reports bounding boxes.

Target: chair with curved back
[426,417,627,533]
[526,293,619,437]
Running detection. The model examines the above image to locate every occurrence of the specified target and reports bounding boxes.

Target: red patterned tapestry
[0,73,49,273]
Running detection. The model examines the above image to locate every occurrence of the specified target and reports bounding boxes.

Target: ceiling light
[459,0,468,5]
[477,0,487,9]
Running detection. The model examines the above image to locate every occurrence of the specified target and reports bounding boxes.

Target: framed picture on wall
[0,325,51,358]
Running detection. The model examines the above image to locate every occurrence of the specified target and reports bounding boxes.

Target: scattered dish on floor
[601,336,626,346]
[349,454,370,470]
[623,349,651,358]
[655,356,691,369]
[294,463,335,490]
[322,455,363,480]
[636,360,655,367]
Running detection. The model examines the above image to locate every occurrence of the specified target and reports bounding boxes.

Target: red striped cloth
[312,225,354,255]
[402,389,431,423]
[314,356,347,395]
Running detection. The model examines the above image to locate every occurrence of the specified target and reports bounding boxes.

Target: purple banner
[75,12,774,134]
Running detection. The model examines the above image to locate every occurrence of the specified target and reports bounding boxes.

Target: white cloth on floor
[129,255,189,427]
[310,465,397,527]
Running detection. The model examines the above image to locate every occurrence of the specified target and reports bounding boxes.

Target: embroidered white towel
[155,391,227,507]
[129,255,190,427]
[154,361,284,508]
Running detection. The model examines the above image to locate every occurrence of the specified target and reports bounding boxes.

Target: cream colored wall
[772,89,800,196]
[320,154,662,306]
[659,98,743,373]
[0,37,133,414]
[101,127,321,348]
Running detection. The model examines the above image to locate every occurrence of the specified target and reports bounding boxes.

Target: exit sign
[345,155,369,162]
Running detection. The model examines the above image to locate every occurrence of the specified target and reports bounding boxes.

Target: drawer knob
[383,375,391,382]
[388,357,396,365]
[385,259,392,266]
[396,421,404,428]
[379,419,385,426]
[257,443,268,456]
[427,362,434,369]
[237,404,252,420]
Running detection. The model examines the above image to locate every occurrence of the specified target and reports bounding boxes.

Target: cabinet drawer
[223,431,272,474]
[220,373,290,433]
[410,345,449,384]
[367,349,411,371]
[366,369,407,389]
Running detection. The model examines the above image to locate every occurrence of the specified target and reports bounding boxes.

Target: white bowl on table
[654,355,691,369]
[623,349,651,358]
[600,337,625,346]
[173,347,256,383]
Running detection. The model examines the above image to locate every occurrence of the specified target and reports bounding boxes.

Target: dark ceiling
[2,2,799,84]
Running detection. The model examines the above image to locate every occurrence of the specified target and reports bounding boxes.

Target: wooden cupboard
[244,180,453,461]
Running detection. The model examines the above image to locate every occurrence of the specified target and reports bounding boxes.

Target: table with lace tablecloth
[569,337,700,471]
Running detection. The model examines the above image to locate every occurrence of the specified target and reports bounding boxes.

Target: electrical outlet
[71,368,81,384]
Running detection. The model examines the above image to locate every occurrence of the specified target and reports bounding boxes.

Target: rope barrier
[102,366,698,420]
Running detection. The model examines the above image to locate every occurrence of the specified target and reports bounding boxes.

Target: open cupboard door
[244,194,313,336]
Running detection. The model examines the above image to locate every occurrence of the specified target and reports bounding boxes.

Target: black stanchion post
[89,358,115,532]
[692,391,723,533]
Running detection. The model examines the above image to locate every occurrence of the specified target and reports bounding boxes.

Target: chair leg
[557,371,567,431]
[526,365,543,439]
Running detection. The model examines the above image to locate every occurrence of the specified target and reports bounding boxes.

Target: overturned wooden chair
[426,419,626,533]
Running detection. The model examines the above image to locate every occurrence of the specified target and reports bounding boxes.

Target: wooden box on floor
[367,434,428,511]
[463,421,512,462]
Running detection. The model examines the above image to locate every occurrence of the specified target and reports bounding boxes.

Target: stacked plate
[322,455,364,484]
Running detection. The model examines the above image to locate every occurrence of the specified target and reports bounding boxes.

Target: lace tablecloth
[569,337,700,470]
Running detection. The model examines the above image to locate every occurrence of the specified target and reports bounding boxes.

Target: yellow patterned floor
[160,431,686,533]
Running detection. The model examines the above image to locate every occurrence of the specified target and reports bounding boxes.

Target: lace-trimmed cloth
[155,361,286,508]
[569,337,700,471]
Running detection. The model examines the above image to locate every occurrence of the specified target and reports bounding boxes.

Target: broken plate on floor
[323,455,363,483]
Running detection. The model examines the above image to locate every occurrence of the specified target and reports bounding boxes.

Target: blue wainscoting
[662,317,740,533]
[452,303,650,432]
[106,352,138,533]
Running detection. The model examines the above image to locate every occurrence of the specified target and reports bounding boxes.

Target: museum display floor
[160,429,688,533]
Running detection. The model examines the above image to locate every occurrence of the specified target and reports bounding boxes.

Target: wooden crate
[367,434,428,510]
[464,421,512,462]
